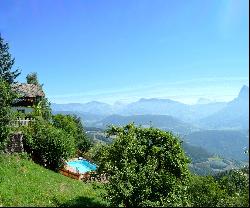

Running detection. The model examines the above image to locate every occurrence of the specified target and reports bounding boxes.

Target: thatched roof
[12,83,45,98]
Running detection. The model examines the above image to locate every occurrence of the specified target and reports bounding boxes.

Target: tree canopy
[26,72,40,86]
[52,114,92,154]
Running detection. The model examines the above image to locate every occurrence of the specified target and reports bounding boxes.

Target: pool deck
[60,157,96,179]
[60,157,109,182]
[64,164,77,173]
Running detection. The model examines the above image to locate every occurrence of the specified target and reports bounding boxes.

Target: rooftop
[12,83,45,98]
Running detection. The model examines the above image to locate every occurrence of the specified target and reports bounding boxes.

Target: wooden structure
[11,83,45,114]
[59,168,83,180]
[59,165,109,183]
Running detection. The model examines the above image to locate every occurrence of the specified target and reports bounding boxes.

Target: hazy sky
[0,0,249,104]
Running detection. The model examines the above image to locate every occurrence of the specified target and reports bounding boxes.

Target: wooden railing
[11,118,34,127]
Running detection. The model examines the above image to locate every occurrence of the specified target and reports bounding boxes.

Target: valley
[52,85,249,176]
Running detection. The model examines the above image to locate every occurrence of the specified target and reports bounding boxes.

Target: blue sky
[0,0,249,104]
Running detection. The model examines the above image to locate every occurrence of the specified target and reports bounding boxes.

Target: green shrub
[22,119,76,171]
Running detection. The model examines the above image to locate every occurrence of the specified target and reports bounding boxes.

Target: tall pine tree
[0,78,16,150]
[0,34,20,84]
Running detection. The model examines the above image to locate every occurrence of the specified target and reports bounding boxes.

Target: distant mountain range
[196,98,214,105]
[92,114,200,135]
[51,101,114,115]
[52,98,226,122]
[52,85,249,130]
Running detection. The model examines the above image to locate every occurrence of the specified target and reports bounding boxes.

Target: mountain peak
[86,101,107,105]
[238,85,249,99]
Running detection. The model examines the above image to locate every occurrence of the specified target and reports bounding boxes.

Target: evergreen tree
[0,78,17,150]
[0,34,20,84]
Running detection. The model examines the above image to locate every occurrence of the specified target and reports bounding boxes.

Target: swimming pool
[66,159,97,174]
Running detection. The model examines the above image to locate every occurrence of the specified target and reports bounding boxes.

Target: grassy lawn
[0,154,110,207]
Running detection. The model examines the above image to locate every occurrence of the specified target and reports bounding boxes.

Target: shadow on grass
[58,196,108,207]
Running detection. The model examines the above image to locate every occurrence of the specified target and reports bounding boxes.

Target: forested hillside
[184,129,249,161]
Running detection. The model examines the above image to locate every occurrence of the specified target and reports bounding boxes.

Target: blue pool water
[67,159,97,174]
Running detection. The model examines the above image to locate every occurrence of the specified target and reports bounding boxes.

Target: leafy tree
[216,167,249,194]
[0,34,20,84]
[22,119,76,171]
[94,123,191,207]
[215,167,249,207]
[72,115,92,153]
[187,167,249,207]
[0,78,17,150]
[84,142,106,162]
[52,114,92,154]
[187,175,226,207]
